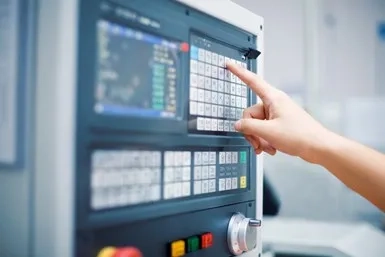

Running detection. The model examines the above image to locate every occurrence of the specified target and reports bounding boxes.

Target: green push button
[186,236,200,252]
[240,151,247,163]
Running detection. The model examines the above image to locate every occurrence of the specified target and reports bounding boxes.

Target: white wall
[233,0,385,227]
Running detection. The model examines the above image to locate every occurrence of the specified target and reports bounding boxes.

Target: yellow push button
[171,240,185,257]
[97,247,117,257]
[240,176,247,188]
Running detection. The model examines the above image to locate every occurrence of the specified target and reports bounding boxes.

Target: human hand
[226,62,332,163]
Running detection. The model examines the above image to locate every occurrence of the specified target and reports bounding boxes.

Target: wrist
[301,129,342,165]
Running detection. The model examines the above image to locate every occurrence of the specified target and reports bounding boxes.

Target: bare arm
[314,132,385,211]
[226,61,385,212]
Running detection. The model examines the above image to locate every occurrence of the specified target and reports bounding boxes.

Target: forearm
[313,132,385,212]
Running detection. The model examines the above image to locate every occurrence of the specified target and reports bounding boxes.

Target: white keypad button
[211,92,218,104]
[236,109,243,119]
[212,52,218,66]
[183,152,191,166]
[230,177,237,189]
[236,76,242,84]
[190,87,197,101]
[217,106,224,118]
[202,180,209,193]
[218,93,224,105]
[182,182,190,196]
[209,152,216,164]
[198,48,205,61]
[230,96,236,107]
[217,119,224,131]
[225,69,231,81]
[208,179,216,192]
[190,59,198,74]
[211,79,218,91]
[194,181,202,195]
[211,118,218,131]
[198,62,205,75]
[197,89,204,102]
[230,108,236,119]
[230,73,236,82]
[197,103,205,115]
[174,167,182,181]
[201,166,209,179]
[194,152,202,165]
[218,55,225,67]
[164,184,174,199]
[204,103,211,116]
[194,166,202,180]
[208,166,216,178]
[204,90,211,103]
[198,75,205,88]
[236,85,242,96]
[236,97,242,108]
[225,82,231,93]
[182,167,191,181]
[232,152,238,163]
[190,101,197,115]
[219,178,226,191]
[224,95,230,106]
[225,178,232,190]
[224,107,230,119]
[202,152,209,165]
[224,120,230,131]
[205,50,212,63]
[241,97,247,108]
[218,80,224,92]
[205,118,211,130]
[226,152,232,163]
[241,85,247,97]
[230,83,236,95]
[225,57,230,64]
[164,152,174,166]
[175,183,183,198]
[218,68,224,80]
[197,117,205,130]
[190,74,197,87]
[212,66,218,78]
[211,105,218,117]
[205,77,211,90]
[219,152,226,164]
[205,63,211,77]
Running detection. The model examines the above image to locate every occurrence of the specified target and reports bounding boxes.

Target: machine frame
[32,1,264,257]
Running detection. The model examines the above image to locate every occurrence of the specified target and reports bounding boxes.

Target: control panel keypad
[189,44,249,134]
[90,148,248,211]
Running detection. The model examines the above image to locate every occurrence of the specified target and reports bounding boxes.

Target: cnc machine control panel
[75,1,262,256]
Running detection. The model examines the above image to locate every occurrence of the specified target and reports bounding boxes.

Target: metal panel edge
[175,0,263,37]
[33,0,78,256]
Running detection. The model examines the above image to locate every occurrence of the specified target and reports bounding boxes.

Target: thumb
[234,118,273,139]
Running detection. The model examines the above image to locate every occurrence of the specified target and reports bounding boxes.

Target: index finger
[226,61,272,101]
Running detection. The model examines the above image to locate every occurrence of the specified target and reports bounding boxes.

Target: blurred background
[234,0,385,229]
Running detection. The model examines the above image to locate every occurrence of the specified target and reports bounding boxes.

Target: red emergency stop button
[201,232,213,248]
[113,247,142,257]
[180,42,189,52]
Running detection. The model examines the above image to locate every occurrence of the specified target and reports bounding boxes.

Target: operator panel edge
[75,1,262,257]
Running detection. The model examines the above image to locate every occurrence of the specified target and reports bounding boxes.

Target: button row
[164,182,191,199]
[190,60,243,84]
[170,232,213,257]
[92,169,161,188]
[193,179,216,195]
[196,117,236,132]
[190,102,244,119]
[193,166,216,180]
[190,89,248,108]
[91,185,161,210]
[164,167,191,183]
[218,152,240,164]
[193,151,216,165]
[219,177,238,191]
[164,151,191,167]
[190,74,248,97]
[190,45,246,69]
[92,150,161,168]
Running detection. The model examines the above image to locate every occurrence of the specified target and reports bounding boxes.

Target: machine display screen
[94,20,180,118]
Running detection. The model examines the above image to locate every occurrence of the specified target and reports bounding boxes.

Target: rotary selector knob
[227,212,261,255]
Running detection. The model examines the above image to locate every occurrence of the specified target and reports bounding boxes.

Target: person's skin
[226,61,385,212]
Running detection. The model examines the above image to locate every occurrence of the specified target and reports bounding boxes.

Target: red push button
[113,247,142,257]
[201,232,213,248]
[180,42,189,52]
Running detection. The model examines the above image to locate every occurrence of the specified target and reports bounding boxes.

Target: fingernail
[234,120,242,131]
